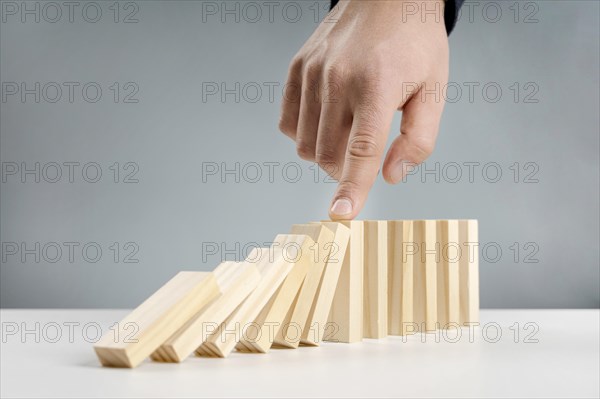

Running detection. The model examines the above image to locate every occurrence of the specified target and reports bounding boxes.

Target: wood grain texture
[436,220,460,329]
[423,220,438,332]
[301,222,350,346]
[236,234,314,353]
[363,221,388,339]
[413,220,438,332]
[459,220,479,325]
[151,262,261,362]
[272,224,335,348]
[94,272,220,368]
[412,221,426,331]
[326,220,364,343]
[196,244,295,358]
[387,220,415,336]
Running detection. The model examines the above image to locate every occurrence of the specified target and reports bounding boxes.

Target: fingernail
[330,198,353,216]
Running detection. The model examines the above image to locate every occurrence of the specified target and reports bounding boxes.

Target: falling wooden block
[436,220,460,329]
[363,221,388,339]
[272,224,334,348]
[301,222,350,346]
[94,272,220,368]
[196,244,296,358]
[150,261,261,362]
[387,220,415,336]
[459,220,479,325]
[413,220,438,332]
[326,220,364,343]
[237,234,314,353]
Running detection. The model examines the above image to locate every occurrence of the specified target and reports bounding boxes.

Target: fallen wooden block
[237,234,314,353]
[326,220,364,343]
[387,220,414,336]
[363,220,388,339]
[94,272,220,368]
[459,219,479,326]
[436,220,460,329]
[151,261,261,362]
[196,243,296,358]
[301,222,350,346]
[272,224,334,348]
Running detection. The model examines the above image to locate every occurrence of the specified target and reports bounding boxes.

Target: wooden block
[387,220,414,336]
[151,261,261,362]
[326,220,364,343]
[197,244,296,358]
[363,220,388,339]
[301,222,350,346]
[237,234,314,353]
[436,220,460,329]
[94,272,220,368]
[413,220,438,332]
[459,220,479,325]
[272,224,335,348]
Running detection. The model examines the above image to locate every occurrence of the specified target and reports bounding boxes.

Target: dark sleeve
[330,0,465,35]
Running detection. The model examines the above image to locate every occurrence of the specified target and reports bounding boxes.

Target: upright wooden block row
[273,224,334,348]
[326,220,364,343]
[459,220,479,325]
[363,221,388,339]
[436,220,460,329]
[301,222,350,346]
[95,219,482,369]
[197,244,296,358]
[151,261,261,362]
[236,234,314,353]
[413,220,438,332]
[94,272,220,368]
[387,220,414,336]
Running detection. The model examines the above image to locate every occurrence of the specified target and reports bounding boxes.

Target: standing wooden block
[459,220,479,325]
[273,224,334,348]
[197,244,296,358]
[387,220,414,336]
[363,221,388,339]
[236,234,314,353]
[326,220,364,343]
[301,222,350,346]
[151,261,261,362]
[413,220,438,332]
[94,272,220,368]
[436,220,460,329]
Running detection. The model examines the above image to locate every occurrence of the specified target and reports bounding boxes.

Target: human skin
[278,0,449,220]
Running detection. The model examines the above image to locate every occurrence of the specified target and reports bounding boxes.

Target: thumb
[329,105,394,220]
[382,84,445,184]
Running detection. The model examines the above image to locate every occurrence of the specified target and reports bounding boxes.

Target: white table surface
[1,309,598,398]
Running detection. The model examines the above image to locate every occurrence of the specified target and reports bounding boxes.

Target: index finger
[329,104,395,220]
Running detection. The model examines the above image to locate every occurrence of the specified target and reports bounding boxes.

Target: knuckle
[289,55,304,75]
[354,59,383,83]
[336,178,361,198]
[296,140,315,160]
[347,133,380,159]
[412,138,436,160]
[324,63,345,84]
[315,147,338,166]
[278,117,296,137]
[304,62,323,84]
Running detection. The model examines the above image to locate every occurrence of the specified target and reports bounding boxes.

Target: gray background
[1,0,598,308]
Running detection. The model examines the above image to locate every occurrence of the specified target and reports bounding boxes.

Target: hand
[278,0,449,220]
